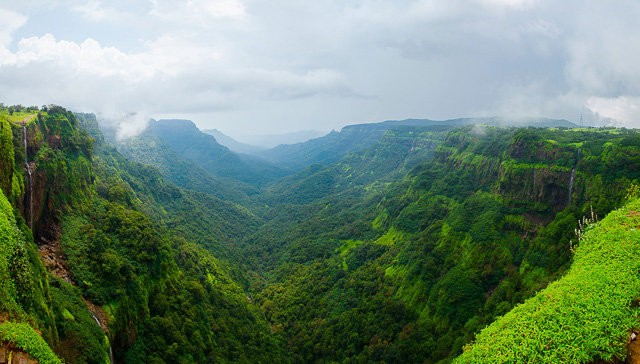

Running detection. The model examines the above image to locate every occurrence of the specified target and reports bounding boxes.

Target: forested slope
[82,117,252,205]
[2,102,639,363]
[457,193,640,363]
[243,125,640,363]
[0,106,284,363]
[148,119,288,187]
[256,117,576,171]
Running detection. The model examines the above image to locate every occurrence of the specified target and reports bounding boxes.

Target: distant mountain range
[233,130,326,148]
[5,104,638,364]
[201,129,266,154]
[254,117,577,171]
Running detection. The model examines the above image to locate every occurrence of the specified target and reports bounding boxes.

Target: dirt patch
[84,300,110,333]
[36,224,73,285]
[17,114,36,126]
[589,331,640,364]
[627,334,640,364]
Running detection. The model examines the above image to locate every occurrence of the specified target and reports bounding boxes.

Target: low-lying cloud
[2,0,640,135]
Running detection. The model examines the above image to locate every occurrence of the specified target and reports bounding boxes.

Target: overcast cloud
[1,0,640,137]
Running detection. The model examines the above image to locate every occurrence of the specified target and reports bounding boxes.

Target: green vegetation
[145,119,288,188]
[456,196,640,362]
[240,125,640,362]
[0,187,61,362]
[0,322,62,364]
[2,101,640,363]
[116,129,252,204]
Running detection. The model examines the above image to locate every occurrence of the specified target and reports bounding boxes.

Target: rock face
[498,138,582,212]
[0,345,39,364]
[15,113,94,243]
[498,163,578,211]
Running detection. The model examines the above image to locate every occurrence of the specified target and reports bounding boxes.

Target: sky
[1,0,640,139]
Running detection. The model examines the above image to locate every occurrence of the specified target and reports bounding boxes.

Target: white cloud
[0,33,224,81]
[475,0,540,9]
[587,96,640,128]
[522,18,560,39]
[71,1,131,23]
[3,0,640,136]
[149,0,246,26]
[565,2,640,96]
[0,8,27,47]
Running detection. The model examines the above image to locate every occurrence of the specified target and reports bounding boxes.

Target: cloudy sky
[1,0,640,138]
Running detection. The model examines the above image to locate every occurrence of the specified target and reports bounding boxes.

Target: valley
[1,104,640,363]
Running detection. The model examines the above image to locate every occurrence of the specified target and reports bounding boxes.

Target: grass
[455,197,640,363]
[0,110,42,125]
[0,322,62,363]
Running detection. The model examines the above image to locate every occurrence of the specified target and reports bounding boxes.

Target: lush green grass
[0,322,62,363]
[0,110,42,124]
[456,197,640,363]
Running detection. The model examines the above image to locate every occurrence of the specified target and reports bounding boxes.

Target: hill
[240,125,640,363]
[255,117,577,171]
[0,105,284,363]
[456,193,640,362]
[148,119,290,187]
[2,102,639,363]
[201,128,266,154]
[258,125,452,206]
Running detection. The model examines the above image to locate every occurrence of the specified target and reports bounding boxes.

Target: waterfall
[568,148,582,204]
[568,168,575,204]
[23,127,33,229]
[92,313,114,363]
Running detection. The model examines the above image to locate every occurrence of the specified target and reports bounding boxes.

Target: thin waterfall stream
[568,169,575,203]
[568,148,581,204]
[92,313,114,363]
[23,126,33,229]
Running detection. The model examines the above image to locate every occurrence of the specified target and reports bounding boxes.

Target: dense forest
[1,103,640,363]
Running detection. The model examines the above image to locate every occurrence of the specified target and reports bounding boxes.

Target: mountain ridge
[255,116,578,171]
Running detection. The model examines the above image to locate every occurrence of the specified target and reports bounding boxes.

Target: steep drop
[23,126,33,229]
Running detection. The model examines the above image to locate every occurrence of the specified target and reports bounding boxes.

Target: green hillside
[258,125,451,206]
[240,125,640,363]
[457,193,640,363]
[2,102,640,363]
[0,105,284,363]
[116,128,253,204]
[202,128,266,154]
[256,117,577,171]
[148,119,288,187]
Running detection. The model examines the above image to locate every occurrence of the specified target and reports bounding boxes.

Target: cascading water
[23,126,33,229]
[92,313,114,363]
[568,169,575,203]
[568,148,582,204]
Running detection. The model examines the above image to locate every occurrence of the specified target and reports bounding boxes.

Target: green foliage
[243,125,640,363]
[49,278,109,364]
[115,129,253,204]
[5,103,640,364]
[144,119,288,188]
[0,188,59,360]
[259,125,450,205]
[627,183,640,200]
[456,198,640,363]
[0,114,15,198]
[0,322,62,364]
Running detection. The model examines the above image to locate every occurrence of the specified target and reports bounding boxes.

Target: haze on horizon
[1,0,640,139]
